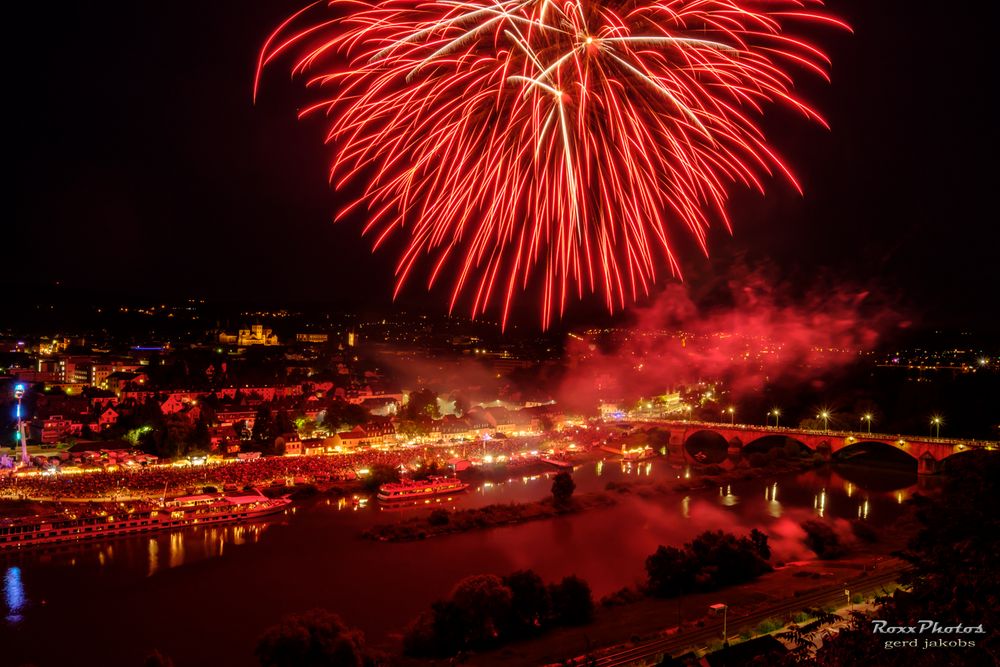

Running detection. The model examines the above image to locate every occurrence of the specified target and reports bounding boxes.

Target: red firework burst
[256,0,849,328]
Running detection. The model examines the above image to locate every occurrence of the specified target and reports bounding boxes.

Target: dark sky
[8,1,998,331]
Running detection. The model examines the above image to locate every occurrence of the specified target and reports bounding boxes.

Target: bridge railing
[622,418,998,449]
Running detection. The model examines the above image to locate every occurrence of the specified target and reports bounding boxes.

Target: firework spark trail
[256,0,849,328]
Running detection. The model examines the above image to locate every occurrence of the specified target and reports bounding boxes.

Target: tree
[800,520,846,558]
[502,570,551,636]
[549,575,593,625]
[361,464,400,492]
[255,609,369,667]
[274,409,295,437]
[645,545,697,597]
[193,413,211,450]
[321,401,369,432]
[403,388,440,421]
[646,530,772,597]
[252,406,274,447]
[748,528,771,560]
[447,574,513,648]
[551,471,576,509]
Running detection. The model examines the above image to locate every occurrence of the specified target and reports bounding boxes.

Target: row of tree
[402,571,594,657]
[645,528,773,598]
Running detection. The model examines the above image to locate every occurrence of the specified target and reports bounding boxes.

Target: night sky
[9,1,998,331]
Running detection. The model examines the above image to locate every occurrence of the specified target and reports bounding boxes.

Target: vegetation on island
[645,529,773,598]
[402,570,594,657]
[255,609,377,667]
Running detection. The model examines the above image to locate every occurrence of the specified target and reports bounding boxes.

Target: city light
[930,415,943,438]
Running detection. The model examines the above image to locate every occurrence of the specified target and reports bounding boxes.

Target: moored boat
[377,476,468,502]
[0,493,291,551]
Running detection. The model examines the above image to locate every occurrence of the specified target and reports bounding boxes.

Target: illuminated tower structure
[13,383,29,466]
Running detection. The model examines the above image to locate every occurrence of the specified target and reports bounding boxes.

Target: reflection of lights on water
[896,491,905,504]
[170,533,185,568]
[148,539,159,577]
[846,482,854,498]
[595,461,604,477]
[684,467,691,480]
[858,499,869,520]
[814,489,827,518]
[681,496,690,519]
[720,484,738,507]
[5,567,26,624]
[765,483,781,518]
[645,463,652,476]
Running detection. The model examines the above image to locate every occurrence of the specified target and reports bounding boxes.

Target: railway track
[591,566,908,667]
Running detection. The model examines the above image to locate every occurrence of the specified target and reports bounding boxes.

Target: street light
[769,409,780,427]
[862,414,873,434]
[726,406,735,425]
[13,383,28,466]
[818,410,830,432]
[930,415,943,438]
[710,603,729,645]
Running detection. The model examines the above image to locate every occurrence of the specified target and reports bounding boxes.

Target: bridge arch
[836,463,917,492]
[743,434,811,457]
[683,430,729,464]
[941,448,1000,473]
[833,440,917,470]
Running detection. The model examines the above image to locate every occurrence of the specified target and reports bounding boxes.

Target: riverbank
[415,555,910,667]
[363,456,824,542]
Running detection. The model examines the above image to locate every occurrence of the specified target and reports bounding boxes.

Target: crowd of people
[0,450,413,502]
[0,438,566,502]
[0,430,591,503]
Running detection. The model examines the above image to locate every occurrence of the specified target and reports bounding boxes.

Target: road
[591,565,909,667]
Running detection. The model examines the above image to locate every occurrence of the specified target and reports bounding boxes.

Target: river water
[0,459,923,667]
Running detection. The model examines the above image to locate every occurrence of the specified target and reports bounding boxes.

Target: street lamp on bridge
[818,410,831,432]
[726,406,735,425]
[768,409,780,427]
[862,414,873,434]
[931,415,943,438]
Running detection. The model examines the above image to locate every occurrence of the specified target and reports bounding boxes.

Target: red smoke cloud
[557,276,906,412]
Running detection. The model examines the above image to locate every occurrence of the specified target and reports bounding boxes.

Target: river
[0,459,924,666]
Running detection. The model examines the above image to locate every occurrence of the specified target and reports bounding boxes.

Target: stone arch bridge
[647,420,997,474]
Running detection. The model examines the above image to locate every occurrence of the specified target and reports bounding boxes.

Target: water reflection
[814,488,827,518]
[148,539,158,577]
[719,485,739,507]
[836,464,917,493]
[2,457,927,665]
[765,482,782,518]
[4,566,25,624]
